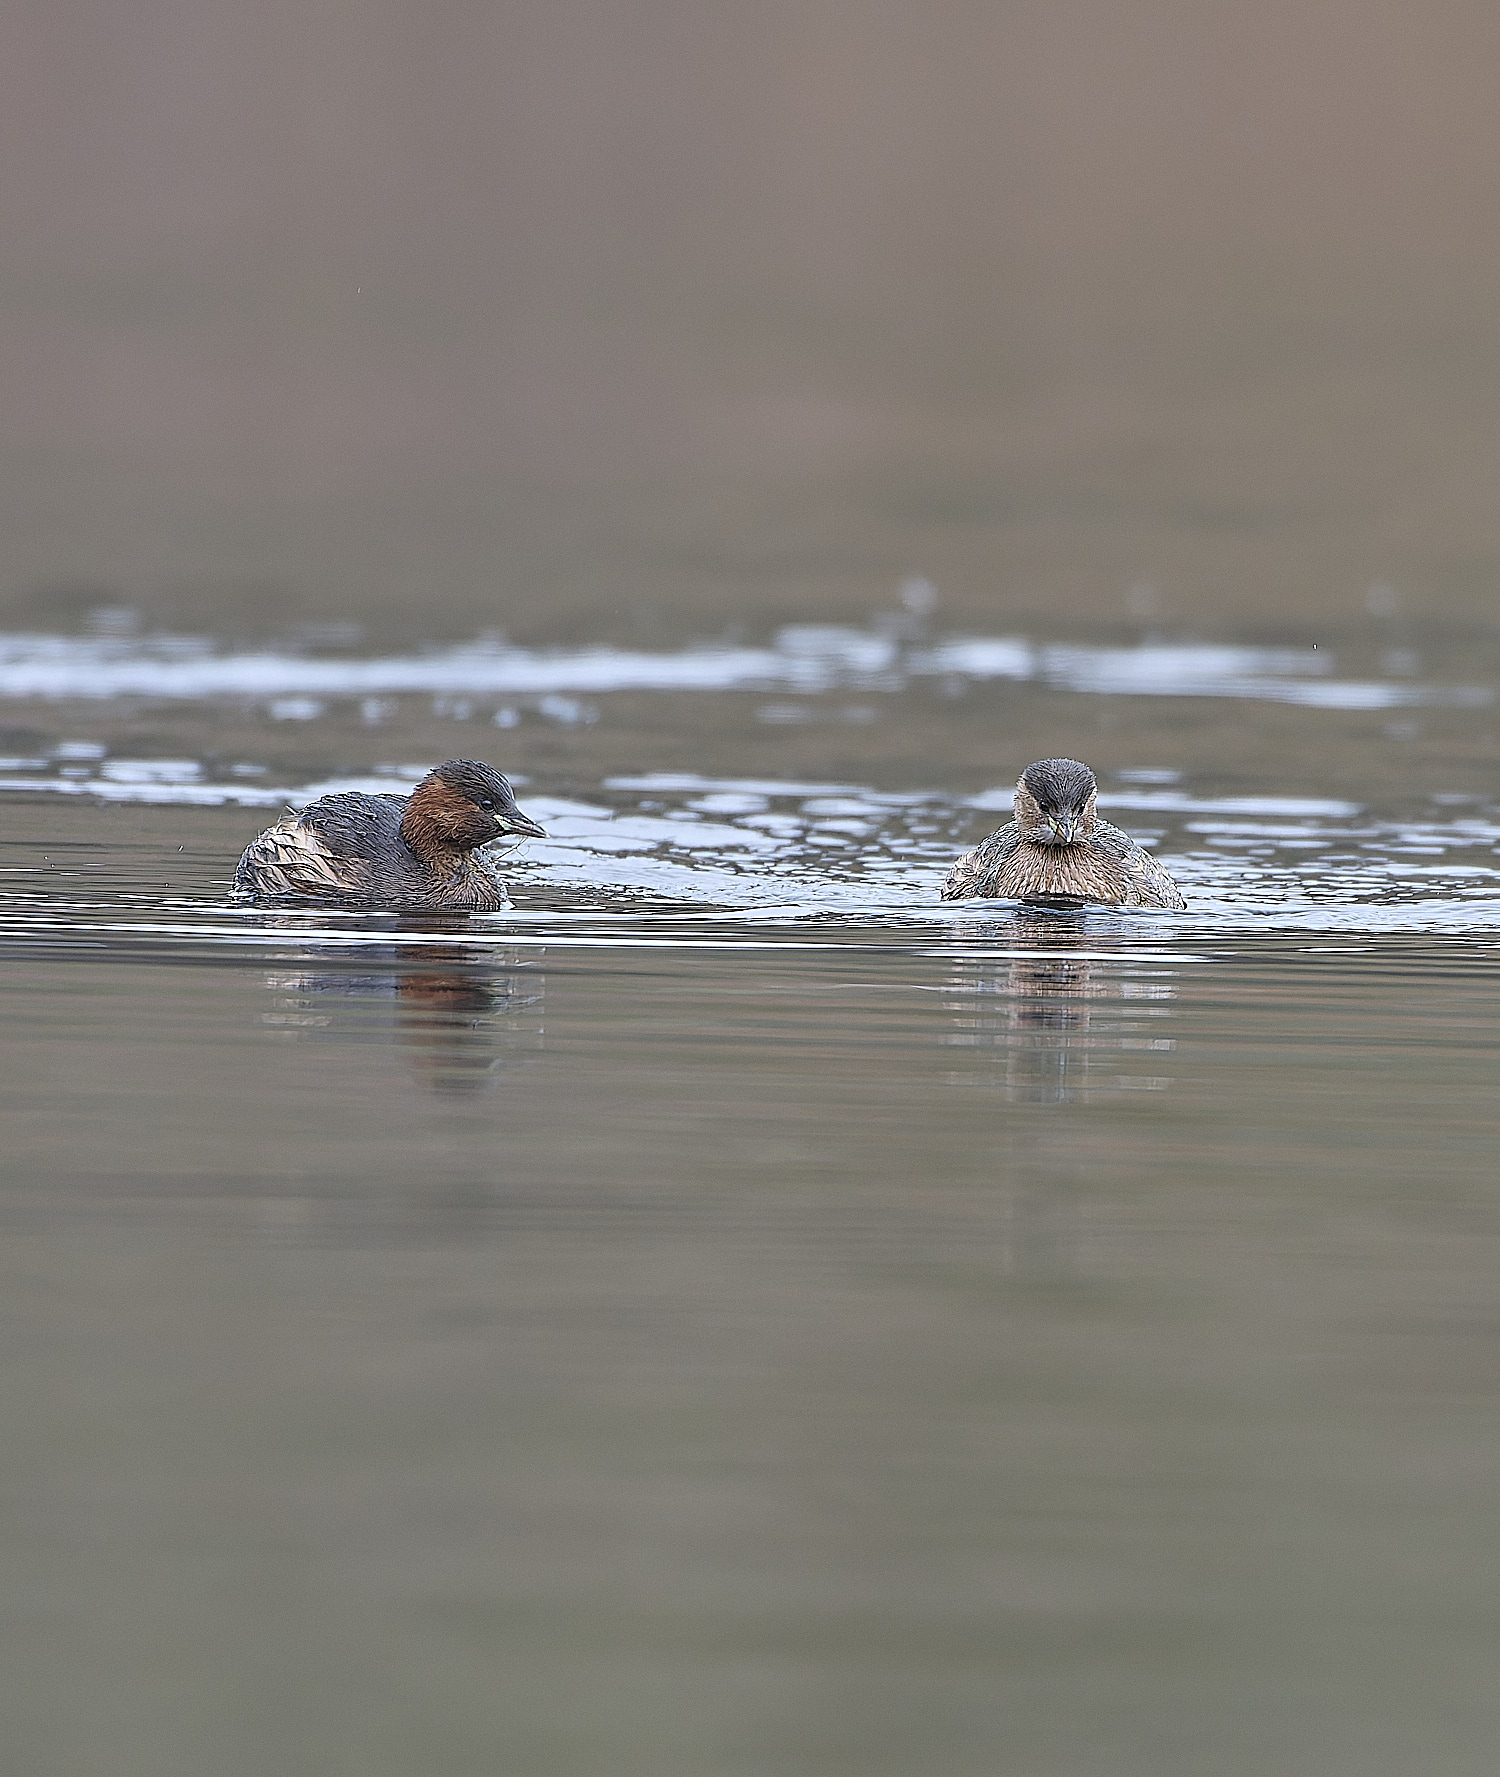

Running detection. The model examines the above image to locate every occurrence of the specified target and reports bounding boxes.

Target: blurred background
[6,0,1500,646]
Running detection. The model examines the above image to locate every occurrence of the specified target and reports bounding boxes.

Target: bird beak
[1049,812,1077,844]
[497,805,547,838]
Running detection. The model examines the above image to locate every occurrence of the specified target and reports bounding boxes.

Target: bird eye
[480,799,495,810]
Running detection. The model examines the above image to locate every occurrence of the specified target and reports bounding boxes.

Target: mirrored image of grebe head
[257,928,543,1098]
[942,910,1178,1105]
[394,944,544,1097]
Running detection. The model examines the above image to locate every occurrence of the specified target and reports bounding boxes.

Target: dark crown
[430,759,516,804]
[1021,757,1096,811]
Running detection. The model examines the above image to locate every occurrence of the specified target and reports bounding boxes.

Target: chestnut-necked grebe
[232,759,546,911]
[942,757,1186,909]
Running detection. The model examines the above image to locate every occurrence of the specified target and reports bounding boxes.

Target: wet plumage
[942,756,1186,909]
[232,759,545,911]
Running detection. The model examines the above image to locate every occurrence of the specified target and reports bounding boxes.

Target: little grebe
[942,757,1186,909]
[232,759,546,911]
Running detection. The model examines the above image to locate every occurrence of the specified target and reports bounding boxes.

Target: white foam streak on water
[0,772,294,806]
[917,638,1493,708]
[605,773,874,797]
[0,625,1490,710]
[0,634,795,698]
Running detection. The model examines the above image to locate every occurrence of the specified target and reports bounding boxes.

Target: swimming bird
[941,757,1186,908]
[232,759,545,911]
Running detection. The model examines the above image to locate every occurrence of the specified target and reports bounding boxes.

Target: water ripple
[5,763,1500,943]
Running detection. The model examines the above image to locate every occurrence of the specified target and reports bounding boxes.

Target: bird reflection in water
[256,922,543,1096]
[942,910,1178,1102]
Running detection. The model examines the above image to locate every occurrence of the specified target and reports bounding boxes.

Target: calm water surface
[5,621,1500,1775]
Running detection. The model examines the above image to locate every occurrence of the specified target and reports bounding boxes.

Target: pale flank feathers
[232,809,370,900]
[942,817,1187,909]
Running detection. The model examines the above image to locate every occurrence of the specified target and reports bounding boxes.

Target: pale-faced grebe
[942,757,1186,909]
[232,759,546,911]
